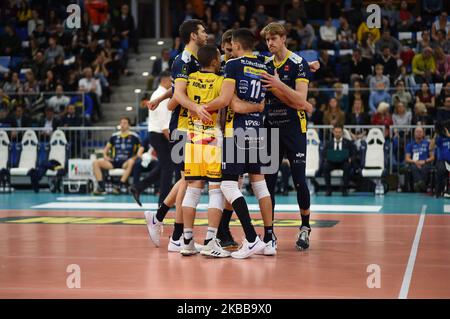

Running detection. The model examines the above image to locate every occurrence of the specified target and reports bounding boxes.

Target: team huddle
[142,20,318,259]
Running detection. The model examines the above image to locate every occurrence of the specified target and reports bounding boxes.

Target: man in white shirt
[131,71,173,206]
[47,84,70,115]
[79,67,103,121]
[319,18,337,49]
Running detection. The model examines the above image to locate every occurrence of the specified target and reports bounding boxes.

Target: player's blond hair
[260,22,287,38]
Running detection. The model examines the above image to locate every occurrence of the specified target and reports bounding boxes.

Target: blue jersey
[406,139,430,161]
[264,51,311,131]
[170,49,201,134]
[108,131,141,162]
[436,136,450,161]
[223,54,271,137]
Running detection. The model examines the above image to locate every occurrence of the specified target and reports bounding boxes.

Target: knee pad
[208,188,224,210]
[181,187,202,208]
[220,180,243,204]
[251,180,270,200]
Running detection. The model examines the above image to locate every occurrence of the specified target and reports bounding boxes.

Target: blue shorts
[113,159,126,169]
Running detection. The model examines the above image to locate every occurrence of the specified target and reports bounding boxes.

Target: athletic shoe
[200,238,231,258]
[180,239,198,256]
[218,228,239,251]
[256,236,277,256]
[296,226,311,250]
[168,236,204,253]
[231,236,265,259]
[130,185,142,206]
[144,211,163,247]
[93,187,106,195]
[111,185,121,195]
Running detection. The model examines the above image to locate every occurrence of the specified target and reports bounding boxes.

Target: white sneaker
[256,239,277,256]
[231,236,266,259]
[168,236,204,253]
[180,238,198,256]
[296,226,311,250]
[144,211,163,247]
[201,238,231,258]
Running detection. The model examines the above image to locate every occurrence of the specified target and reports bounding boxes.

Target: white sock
[206,227,217,241]
[183,228,193,242]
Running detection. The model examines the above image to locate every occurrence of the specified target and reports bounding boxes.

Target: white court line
[398,204,427,299]
[31,202,382,212]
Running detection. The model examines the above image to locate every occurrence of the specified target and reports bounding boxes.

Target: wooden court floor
[1,207,449,299]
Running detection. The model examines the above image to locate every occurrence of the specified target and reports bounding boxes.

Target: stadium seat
[10,130,38,176]
[45,130,68,177]
[306,129,320,194]
[0,130,9,171]
[298,50,319,62]
[361,128,385,195]
[0,56,11,69]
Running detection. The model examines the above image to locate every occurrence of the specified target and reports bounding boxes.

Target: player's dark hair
[197,45,219,68]
[221,29,233,44]
[179,19,206,45]
[232,28,256,51]
[333,124,344,130]
[120,117,131,125]
[159,70,171,78]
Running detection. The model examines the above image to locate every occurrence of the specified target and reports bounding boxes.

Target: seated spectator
[371,101,393,138]
[357,22,380,45]
[64,70,79,92]
[333,82,349,113]
[369,82,391,114]
[392,102,412,125]
[44,36,64,65]
[431,12,449,42]
[375,29,402,59]
[436,96,450,122]
[392,80,413,109]
[78,67,103,122]
[114,4,139,53]
[236,5,250,28]
[395,65,417,95]
[346,99,370,125]
[7,105,32,141]
[149,48,172,90]
[412,46,438,83]
[40,70,57,93]
[416,30,434,52]
[369,64,390,91]
[319,17,337,49]
[443,30,450,54]
[412,102,432,125]
[349,80,369,108]
[323,97,345,126]
[39,107,60,139]
[2,72,22,94]
[92,50,112,103]
[286,0,306,24]
[307,97,323,125]
[0,24,21,56]
[349,48,372,84]
[397,1,414,32]
[81,38,101,68]
[337,15,355,50]
[0,89,11,125]
[47,84,70,115]
[431,126,450,197]
[24,70,39,93]
[322,124,355,196]
[31,50,50,82]
[405,126,434,192]
[214,3,234,30]
[435,30,448,52]
[308,81,328,110]
[295,18,316,50]
[437,81,450,106]
[32,22,49,49]
[252,4,268,28]
[28,9,44,36]
[92,117,140,195]
[373,46,398,82]
[60,104,82,127]
[284,22,301,51]
[400,46,416,69]
[380,0,397,30]
[434,47,450,82]
[415,82,436,117]
[359,32,375,60]
[314,50,339,85]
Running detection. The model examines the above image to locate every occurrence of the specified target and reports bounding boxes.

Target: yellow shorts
[184,143,222,182]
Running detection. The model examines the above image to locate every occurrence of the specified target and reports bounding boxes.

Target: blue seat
[15,27,28,42]
[0,56,11,69]
[298,50,319,62]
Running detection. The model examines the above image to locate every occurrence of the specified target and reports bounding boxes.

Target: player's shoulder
[288,52,305,65]
[111,131,121,137]
[129,131,140,139]
[225,56,242,65]
[264,54,275,65]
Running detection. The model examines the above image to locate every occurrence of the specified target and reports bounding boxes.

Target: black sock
[301,213,310,228]
[98,181,105,189]
[221,209,233,231]
[204,238,213,245]
[156,202,170,222]
[263,226,273,243]
[172,223,184,241]
[231,197,257,243]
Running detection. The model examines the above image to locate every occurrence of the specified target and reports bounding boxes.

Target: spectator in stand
[392,101,412,125]
[54,23,72,53]
[359,32,376,60]
[431,11,449,42]
[7,105,32,141]
[285,22,301,51]
[315,50,339,85]
[40,69,57,93]
[349,80,369,109]
[81,38,101,68]
[397,1,414,32]
[434,47,450,82]
[380,0,397,30]
[0,24,21,56]
[39,106,60,139]
[295,18,316,50]
[286,0,306,24]
[85,0,109,33]
[337,15,356,50]
[357,21,380,44]
[369,82,391,114]
[423,0,443,25]
[349,49,372,84]
[323,97,345,126]
[369,64,390,92]
[51,55,67,84]
[0,89,11,124]
[215,3,234,30]
[44,36,64,65]
[31,50,50,82]
[346,99,370,125]
[47,84,70,116]
[371,102,393,137]
[2,72,22,94]
[319,17,337,49]
[412,102,432,125]
[443,31,450,54]
[395,65,417,95]
[437,81,450,106]
[375,29,402,58]
[436,96,450,122]
[28,9,43,36]
[412,46,437,83]
[32,21,49,49]
[64,70,80,92]
[308,81,328,110]
[252,4,268,28]
[333,82,349,113]
[392,80,413,109]
[415,82,436,118]
[307,96,323,125]
[24,70,39,93]
[92,50,112,103]
[405,126,434,192]
[236,5,250,28]
[78,67,102,122]
[416,30,434,52]
[374,46,398,82]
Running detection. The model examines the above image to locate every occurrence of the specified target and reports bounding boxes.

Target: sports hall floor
[0,190,449,299]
